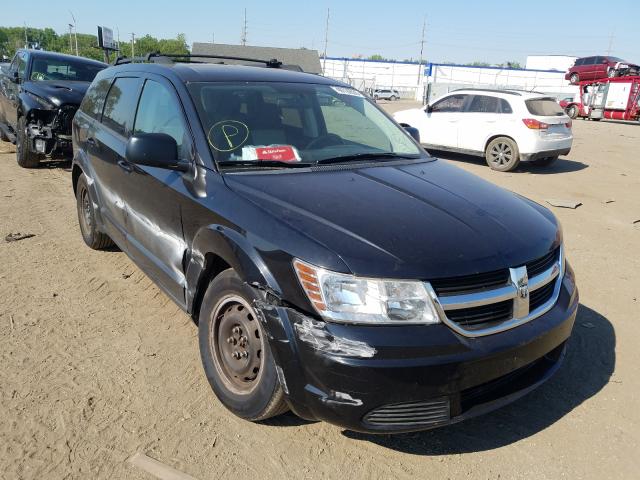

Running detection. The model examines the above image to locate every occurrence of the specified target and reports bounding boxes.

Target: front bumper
[259,264,578,433]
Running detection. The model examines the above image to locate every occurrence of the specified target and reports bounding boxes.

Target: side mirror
[125,133,189,172]
[426,105,433,113]
[403,125,420,143]
[11,71,20,83]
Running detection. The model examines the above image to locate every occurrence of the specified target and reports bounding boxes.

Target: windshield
[187,82,422,167]
[30,57,104,82]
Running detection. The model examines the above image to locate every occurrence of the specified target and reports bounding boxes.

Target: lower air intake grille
[363,398,450,428]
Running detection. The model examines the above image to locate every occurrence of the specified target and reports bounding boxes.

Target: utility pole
[68,24,74,53]
[70,11,79,56]
[322,8,330,74]
[130,33,136,58]
[24,23,28,48]
[241,9,247,46]
[417,15,426,85]
[212,32,215,44]
[606,31,614,56]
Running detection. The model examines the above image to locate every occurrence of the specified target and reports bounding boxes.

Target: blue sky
[5,0,639,64]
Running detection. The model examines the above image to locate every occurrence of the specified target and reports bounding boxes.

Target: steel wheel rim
[489,142,513,166]
[79,187,93,234]
[210,295,265,395]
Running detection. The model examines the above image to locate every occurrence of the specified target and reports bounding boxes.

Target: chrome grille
[427,246,564,337]
[363,398,450,428]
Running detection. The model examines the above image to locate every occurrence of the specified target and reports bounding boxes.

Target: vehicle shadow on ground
[40,158,72,171]
[342,304,615,455]
[431,150,588,174]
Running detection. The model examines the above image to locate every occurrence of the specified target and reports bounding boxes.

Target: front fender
[186,224,282,314]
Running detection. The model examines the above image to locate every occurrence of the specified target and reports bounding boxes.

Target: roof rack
[451,88,522,96]
[113,52,294,69]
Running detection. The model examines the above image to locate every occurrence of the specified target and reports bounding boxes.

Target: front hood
[24,81,89,107]
[224,160,560,279]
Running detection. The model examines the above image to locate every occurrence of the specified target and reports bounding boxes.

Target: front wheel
[198,269,288,421]
[567,105,578,119]
[76,173,114,250]
[16,117,42,168]
[607,68,617,78]
[569,73,579,84]
[485,137,520,172]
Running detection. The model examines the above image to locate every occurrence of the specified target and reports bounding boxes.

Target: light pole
[70,11,79,56]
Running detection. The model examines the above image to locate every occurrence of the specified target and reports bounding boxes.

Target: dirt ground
[1,107,639,479]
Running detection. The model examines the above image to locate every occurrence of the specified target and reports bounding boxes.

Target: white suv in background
[393,89,573,172]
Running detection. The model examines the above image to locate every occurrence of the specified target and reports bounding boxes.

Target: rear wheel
[567,105,578,119]
[16,116,42,168]
[75,173,114,250]
[607,68,617,78]
[569,73,579,84]
[485,137,520,172]
[532,156,558,167]
[199,269,288,421]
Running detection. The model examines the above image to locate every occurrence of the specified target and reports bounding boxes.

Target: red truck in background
[563,76,640,122]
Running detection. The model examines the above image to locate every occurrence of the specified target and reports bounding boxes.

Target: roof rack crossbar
[159,53,282,68]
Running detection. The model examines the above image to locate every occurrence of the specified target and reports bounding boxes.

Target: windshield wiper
[218,160,313,169]
[315,152,421,165]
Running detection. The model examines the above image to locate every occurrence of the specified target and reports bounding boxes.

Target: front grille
[446,299,513,330]
[530,280,555,311]
[431,268,509,296]
[431,247,563,336]
[526,248,558,277]
[363,398,450,428]
[55,105,78,135]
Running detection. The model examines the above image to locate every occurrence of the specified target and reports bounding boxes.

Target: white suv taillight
[522,118,549,129]
[565,120,572,129]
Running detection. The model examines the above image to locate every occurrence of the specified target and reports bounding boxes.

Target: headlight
[293,259,440,325]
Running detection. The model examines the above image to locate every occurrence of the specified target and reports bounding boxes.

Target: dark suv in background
[565,55,639,84]
[0,50,105,167]
[71,54,578,433]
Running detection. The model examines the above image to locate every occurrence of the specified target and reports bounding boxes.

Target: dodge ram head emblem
[517,277,529,298]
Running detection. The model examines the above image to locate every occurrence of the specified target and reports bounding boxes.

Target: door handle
[117,160,133,173]
[87,137,97,146]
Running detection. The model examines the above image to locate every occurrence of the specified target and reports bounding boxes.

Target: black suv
[72,55,578,433]
[0,49,106,167]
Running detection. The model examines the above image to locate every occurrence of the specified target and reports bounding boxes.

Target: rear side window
[102,77,141,137]
[79,78,112,120]
[499,99,513,113]
[584,56,596,65]
[134,80,190,160]
[431,94,467,113]
[594,56,604,64]
[574,58,584,66]
[468,95,499,113]
[525,98,565,116]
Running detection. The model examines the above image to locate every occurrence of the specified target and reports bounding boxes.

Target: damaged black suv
[72,54,578,433]
[0,49,105,167]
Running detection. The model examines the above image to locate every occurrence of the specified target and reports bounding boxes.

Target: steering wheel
[31,71,47,81]
[306,133,345,150]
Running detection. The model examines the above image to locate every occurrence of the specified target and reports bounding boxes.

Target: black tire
[75,173,114,250]
[391,95,398,101]
[607,68,617,78]
[485,137,520,172]
[0,125,9,142]
[567,105,578,119]
[569,73,579,84]
[531,156,558,167]
[16,116,42,168]
[198,269,288,421]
